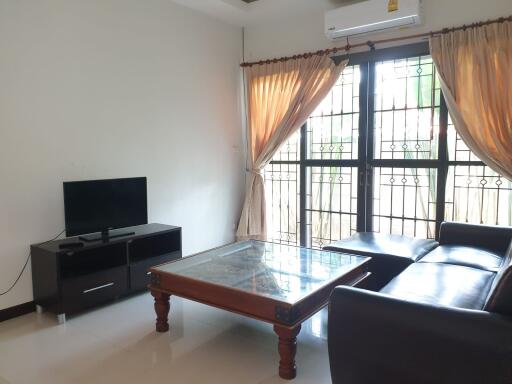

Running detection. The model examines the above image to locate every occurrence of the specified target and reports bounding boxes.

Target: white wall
[244,0,512,61]
[0,0,244,310]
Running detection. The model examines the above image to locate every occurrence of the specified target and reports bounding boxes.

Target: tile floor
[0,293,332,384]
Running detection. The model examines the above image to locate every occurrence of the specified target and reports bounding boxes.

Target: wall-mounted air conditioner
[325,0,422,40]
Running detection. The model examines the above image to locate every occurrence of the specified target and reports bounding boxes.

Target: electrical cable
[0,229,66,296]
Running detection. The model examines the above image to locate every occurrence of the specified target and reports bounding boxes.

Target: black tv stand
[78,229,136,242]
[31,223,182,324]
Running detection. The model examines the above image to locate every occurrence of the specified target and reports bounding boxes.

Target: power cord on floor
[0,229,66,296]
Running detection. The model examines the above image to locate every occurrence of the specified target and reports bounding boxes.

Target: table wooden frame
[149,254,370,380]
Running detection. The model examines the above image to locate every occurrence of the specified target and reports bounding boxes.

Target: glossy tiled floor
[0,293,331,384]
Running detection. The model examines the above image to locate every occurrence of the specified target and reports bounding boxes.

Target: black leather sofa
[325,222,512,384]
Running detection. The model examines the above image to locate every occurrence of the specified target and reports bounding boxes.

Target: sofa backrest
[485,243,512,315]
[439,222,512,256]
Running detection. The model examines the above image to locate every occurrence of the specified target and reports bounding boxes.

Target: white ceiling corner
[170,0,349,27]
[170,0,251,26]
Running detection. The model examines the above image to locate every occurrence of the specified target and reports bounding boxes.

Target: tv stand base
[57,313,66,324]
[36,305,65,324]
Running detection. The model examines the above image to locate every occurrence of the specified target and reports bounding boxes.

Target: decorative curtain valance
[430,20,512,180]
[236,55,347,240]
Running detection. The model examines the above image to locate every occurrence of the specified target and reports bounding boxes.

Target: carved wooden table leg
[151,290,170,332]
[273,324,302,380]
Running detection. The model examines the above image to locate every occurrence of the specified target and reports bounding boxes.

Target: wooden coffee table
[149,240,370,380]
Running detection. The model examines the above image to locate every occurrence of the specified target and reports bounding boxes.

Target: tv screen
[63,177,148,237]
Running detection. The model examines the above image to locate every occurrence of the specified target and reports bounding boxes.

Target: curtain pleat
[236,56,347,240]
[430,21,512,181]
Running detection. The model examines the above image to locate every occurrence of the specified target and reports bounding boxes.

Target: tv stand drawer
[62,266,128,313]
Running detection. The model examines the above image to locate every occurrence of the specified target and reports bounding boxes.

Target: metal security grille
[306,166,359,249]
[264,131,300,246]
[373,56,440,161]
[445,165,512,225]
[306,65,360,161]
[303,65,361,248]
[263,43,511,248]
[372,167,437,238]
[371,55,441,238]
[445,120,512,226]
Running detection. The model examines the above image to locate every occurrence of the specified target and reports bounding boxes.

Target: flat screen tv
[63,177,147,241]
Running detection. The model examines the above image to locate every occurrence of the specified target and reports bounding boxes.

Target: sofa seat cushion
[419,245,503,272]
[381,263,496,310]
[323,232,438,262]
[324,233,439,291]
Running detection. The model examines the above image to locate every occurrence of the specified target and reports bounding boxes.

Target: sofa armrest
[439,221,512,255]
[328,286,512,384]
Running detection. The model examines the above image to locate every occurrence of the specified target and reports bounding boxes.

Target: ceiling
[170,0,360,27]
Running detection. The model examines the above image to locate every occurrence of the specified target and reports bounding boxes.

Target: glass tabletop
[153,240,368,304]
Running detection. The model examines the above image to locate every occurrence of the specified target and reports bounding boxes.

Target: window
[264,44,512,248]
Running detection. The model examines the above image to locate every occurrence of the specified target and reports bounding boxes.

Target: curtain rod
[240,15,512,68]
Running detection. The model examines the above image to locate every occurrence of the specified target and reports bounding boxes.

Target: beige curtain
[236,55,347,240]
[430,21,512,180]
